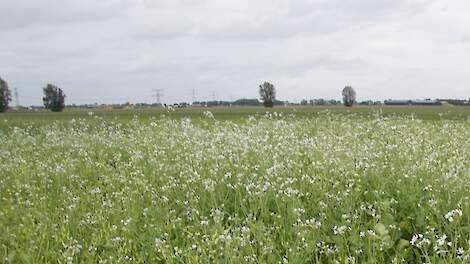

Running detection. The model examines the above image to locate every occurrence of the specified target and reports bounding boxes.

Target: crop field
[1,107,470,263]
[2,105,470,125]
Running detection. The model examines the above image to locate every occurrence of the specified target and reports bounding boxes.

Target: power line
[14,87,20,107]
[152,89,164,105]
[191,88,196,103]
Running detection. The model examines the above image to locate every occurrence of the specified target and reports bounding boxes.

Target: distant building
[412,99,441,105]
[440,99,470,106]
[384,99,441,106]
[384,100,412,105]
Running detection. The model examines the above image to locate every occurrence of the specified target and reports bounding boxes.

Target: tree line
[0,77,66,112]
[259,81,356,108]
[1,76,359,112]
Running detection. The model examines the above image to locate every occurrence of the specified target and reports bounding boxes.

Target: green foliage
[342,86,356,107]
[0,77,12,112]
[43,83,66,112]
[259,82,276,108]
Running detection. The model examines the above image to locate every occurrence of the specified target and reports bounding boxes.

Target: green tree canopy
[0,77,12,112]
[43,84,66,112]
[259,82,276,108]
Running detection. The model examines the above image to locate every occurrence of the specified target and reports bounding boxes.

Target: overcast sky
[1,0,469,105]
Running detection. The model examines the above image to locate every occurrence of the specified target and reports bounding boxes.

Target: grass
[2,105,470,124]
[0,107,469,263]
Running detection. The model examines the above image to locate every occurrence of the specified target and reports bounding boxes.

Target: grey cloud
[1,0,469,105]
[194,0,427,40]
[0,0,122,30]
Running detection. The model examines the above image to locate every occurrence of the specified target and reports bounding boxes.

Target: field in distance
[1,105,470,126]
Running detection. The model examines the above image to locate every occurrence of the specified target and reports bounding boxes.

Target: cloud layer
[1,0,469,105]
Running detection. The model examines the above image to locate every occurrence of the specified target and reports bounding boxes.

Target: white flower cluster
[410,234,431,249]
[444,209,463,223]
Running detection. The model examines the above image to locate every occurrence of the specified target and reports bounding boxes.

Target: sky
[1,0,470,105]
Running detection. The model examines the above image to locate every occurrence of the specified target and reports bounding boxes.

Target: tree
[43,84,66,112]
[342,86,356,107]
[0,77,12,112]
[259,82,276,108]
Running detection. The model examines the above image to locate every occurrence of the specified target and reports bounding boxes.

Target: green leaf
[375,223,389,237]
[397,239,410,250]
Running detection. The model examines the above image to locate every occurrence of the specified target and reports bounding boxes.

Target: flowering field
[1,112,469,263]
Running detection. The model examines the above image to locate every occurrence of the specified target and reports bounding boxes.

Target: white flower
[155,238,165,247]
[410,234,431,248]
[203,111,214,119]
[305,218,322,229]
[436,234,447,247]
[333,225,347,235]
[445,209,463,222]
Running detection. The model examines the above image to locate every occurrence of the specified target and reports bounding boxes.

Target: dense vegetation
[0,77,12,113]
[43,84,66,112]
[1,110,469,263]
